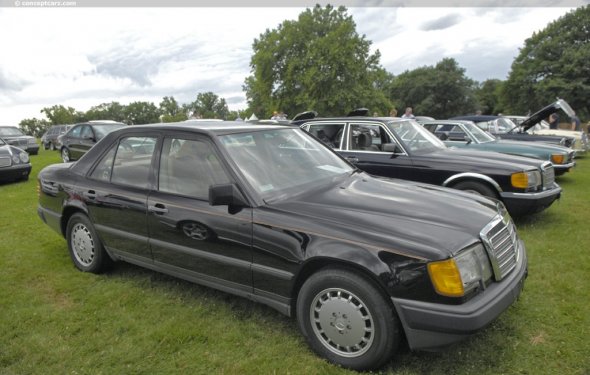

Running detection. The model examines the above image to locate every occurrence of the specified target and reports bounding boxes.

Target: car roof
[422,120,475,125]
[450,115,499,122]
[113,121,289,136]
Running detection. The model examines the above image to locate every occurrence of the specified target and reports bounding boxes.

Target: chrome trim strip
[553,162,575,170]
[442,173,503,193]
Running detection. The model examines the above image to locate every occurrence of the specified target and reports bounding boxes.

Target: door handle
[148,203,168,215]
[83,190,96,200]
[345,156,359,163]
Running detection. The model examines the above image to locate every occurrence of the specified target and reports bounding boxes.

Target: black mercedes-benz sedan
[59,120,126,163]
[0,137,31,182]
[38,122,527,371]
[297,116,561,216]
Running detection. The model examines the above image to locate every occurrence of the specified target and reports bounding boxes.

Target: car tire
[61,147,71,163]
[296,267,400,371]
[66,213,112,273]
[453,180,498,199]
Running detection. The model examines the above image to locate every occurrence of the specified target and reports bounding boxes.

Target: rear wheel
[66,213,112,273]
[296,268,400,371]
[453,180,498,199]
[61,147,71,163]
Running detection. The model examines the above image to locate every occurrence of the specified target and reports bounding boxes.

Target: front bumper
[392,239,527,351]
[553,161,575,176]
[499,185,561,216]
[0,163,32,182]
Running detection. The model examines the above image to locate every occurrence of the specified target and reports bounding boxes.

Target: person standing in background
[570,111,581,131]
[402,107,415,119]
[549,113,560,129]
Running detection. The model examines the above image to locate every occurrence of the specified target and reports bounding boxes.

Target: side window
[69,126,82,138]
[89,144,117,182]
[80,126,93,139]
[110,137,157,188]
[306,123,345,149]
[349,124,393,152]
[158,137,230,199]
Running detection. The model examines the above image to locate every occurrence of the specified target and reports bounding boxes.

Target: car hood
[491,139,571,154]
[425,148,546,171]
[519,99,575,131]
[266,173,501,261]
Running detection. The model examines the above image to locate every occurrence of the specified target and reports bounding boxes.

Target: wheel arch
[60,205,89,237]
[290,257,394,318]
[443,173,503,194]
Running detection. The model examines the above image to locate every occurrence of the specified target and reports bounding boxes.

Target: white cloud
[0,6,576,125]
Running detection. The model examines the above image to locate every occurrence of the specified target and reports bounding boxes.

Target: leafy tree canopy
[124,101,161,125]
[19,117,50,137]
[388,58,477,119]
[502,6,590,119]
[244,5,390,119]
[475,79,505,115]
[185,92,230,119]
[40,105,85,125]
[159,96,188,122]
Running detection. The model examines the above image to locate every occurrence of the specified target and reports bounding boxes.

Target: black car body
[451,99,576,148]
[297,116,561,216]
[0,137,31,182]
[38,122,527,370]
[41,125,71,151]
[59,120,126,162]
[0,126,39,155]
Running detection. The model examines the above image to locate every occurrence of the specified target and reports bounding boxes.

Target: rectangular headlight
[428,244,493,297]
[511,170,541,189]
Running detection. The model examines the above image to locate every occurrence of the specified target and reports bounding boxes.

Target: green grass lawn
[1,147,589,374]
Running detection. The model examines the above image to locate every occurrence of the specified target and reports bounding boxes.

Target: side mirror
[209,184,248,208]
[382,143,402,153]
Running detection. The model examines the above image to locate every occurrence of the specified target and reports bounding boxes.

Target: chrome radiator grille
[542,163,555,190]
[0,156,11,167]
[481,214,519,281]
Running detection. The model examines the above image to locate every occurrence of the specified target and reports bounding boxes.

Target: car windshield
[0,127,25,136]
[219,128,353,202]
[463,122,496,143]
[92,124,125,140]
[475,118,517,134]
[385,119,446,153]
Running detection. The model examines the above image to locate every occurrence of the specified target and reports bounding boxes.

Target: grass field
[1,146,589,374]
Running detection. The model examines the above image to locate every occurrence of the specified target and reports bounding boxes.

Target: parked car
[38,122,528,371]
[41,125,71,151]
[59,120,126,162]
[0,126,39,155]
[504,115,588,155]
[420,120,576,176]
[451,99,576,149]
[0,137,31,182]
[297,115,561,216]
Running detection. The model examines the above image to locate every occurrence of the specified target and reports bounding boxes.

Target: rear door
[82,135,159,262]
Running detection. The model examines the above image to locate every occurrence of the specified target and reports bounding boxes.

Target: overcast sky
[0,6,578,124]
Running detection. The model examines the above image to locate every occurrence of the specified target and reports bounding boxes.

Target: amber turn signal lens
[550,154,565,164]
[427,259,464,297]
[511,172,529,189]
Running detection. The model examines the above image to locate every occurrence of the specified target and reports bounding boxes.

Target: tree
[388,58,477,119]
[185,92,230,119]
[475,79,505,115]
[85,102,127,122]
[502,6,590,119]
[244,5,391,119]
[124,101,161,125]
[159,96,188,122]
[40,105,84,125]
[19,118,50,137]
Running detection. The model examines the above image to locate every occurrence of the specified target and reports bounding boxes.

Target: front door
[147,135,253,292]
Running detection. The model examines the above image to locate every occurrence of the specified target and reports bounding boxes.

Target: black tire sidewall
[66,213,110,273]
[296,268,399,371]
[454,180,497,199]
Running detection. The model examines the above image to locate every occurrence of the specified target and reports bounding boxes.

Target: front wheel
[61,147,71,163]
[296,268,400,371]
[66,213,112,273]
